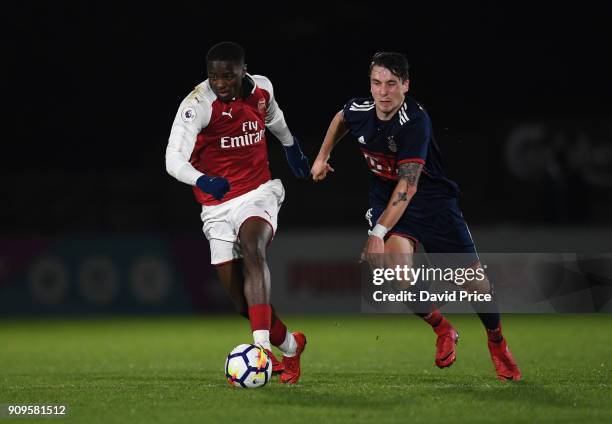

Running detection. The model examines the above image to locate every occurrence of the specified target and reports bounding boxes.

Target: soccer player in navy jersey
[166,42,308,384]
[312,52,521,381]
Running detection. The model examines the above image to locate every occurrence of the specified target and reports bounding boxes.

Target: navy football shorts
[366,198,479,268]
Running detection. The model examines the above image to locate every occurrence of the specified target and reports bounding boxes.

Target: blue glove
[196,175,230,201]
[283,136,310,179]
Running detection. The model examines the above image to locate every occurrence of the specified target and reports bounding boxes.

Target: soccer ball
[225,344,272,388]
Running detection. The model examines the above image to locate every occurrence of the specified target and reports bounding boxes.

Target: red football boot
[264,349,284,374]
[434,319,459,368]
[280,332,307,384]
[488,338,521,381]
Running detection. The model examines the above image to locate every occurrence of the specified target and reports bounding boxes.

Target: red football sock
[248,304,272,332]
[422,308,442,326]
[486,322,504,343]
[270,310,288,347]
[422,309,452,336]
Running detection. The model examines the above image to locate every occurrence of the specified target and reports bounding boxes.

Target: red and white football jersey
[166,74,291,205]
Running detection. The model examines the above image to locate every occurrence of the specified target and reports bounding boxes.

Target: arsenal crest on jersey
[387,135,397,152]
[258,98,266,112]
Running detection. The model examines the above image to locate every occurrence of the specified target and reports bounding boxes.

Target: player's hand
[359,235,385,269]
[196,175,230,201]
[311,158,334,182]
[283,136,311,179]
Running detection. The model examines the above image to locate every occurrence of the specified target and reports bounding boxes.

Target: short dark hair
[206,41,245,65]
[369,52,410,81]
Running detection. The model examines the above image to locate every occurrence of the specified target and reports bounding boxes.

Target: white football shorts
[200,179,285,265]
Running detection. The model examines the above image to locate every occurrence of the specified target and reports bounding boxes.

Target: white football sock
[279,331,297,357]
[252,330,271,351]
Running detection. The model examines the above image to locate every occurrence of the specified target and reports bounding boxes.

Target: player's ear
[242,63,247,76]
[402,78,410,94]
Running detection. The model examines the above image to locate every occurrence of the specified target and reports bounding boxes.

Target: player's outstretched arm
[312,111,348,181]
[360,162,423,264]
[379,162,422,225]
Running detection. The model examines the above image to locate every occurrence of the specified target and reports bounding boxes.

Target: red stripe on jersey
[397,158,425,165]
[190,87,272,205]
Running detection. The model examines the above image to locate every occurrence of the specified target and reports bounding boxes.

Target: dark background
[5,3,612,235]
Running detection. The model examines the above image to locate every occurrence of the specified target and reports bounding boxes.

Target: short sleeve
[396,117,430,165]
[342,97,374,134]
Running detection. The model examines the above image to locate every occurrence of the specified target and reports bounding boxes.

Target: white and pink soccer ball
[225,344,272,388]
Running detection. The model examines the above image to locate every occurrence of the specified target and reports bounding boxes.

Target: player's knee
[456,261,491,294]
[241,240,267,264]
[461,275,491,294]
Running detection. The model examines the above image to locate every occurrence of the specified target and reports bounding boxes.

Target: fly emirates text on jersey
[220,121,265,149]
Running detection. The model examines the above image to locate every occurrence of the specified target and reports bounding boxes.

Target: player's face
[207,60,246,102]
[370,65,409,119]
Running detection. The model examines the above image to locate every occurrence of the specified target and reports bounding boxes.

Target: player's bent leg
[477,274,521,380]
[487,329,522,381]
[215,258,284,373]
[268,306,300,375]
[238,218,306,382]
[269,303,306,381]
[215,260,248,318]
[384,234,415,254]
[384,234,415,287]
[239,217,273,305]
[460,260,491,295]
[239,218,286,370]
[427,310,459,368]
[385,235,459,369]
[463,262,521,380]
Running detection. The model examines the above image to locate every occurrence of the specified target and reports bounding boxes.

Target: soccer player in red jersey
[166,42,307,384]
[312,52,520,381]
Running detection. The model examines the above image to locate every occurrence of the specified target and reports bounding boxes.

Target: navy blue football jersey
[342,96,460,216]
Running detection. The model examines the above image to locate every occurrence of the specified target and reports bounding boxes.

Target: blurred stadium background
[3,3,611,317]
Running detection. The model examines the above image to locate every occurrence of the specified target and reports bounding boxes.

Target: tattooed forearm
[398,162,423,187]
[392,192,408,206]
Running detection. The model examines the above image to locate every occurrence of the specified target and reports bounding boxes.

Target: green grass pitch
[1,315,611,423]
